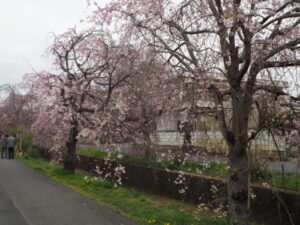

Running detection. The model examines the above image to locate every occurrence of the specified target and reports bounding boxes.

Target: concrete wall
[156,111,186,131]
[151,131,286,152]
[75,154,300,225]
[155,111,287,152]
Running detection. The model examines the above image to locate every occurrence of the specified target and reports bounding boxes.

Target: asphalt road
[0,183,28,225]
[0,159,136,225]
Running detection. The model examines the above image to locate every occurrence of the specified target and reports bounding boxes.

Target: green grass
[76,148,300,192]
[281,154,292,162]
[77,148,111,158]
[77,148,228,177]
[253,171,300,191]
[18,155,229,225]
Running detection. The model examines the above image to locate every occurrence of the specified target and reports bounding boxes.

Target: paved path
[0,183,28,225]
[0,159,136,225]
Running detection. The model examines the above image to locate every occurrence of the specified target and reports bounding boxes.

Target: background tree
[119,51,178,160]
[0,86,36,151]
[25,28,138,173]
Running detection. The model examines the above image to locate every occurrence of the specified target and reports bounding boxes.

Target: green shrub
[27,147,41,158]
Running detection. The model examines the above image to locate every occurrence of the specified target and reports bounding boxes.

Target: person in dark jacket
[1,135,8,159]
[7,135,16,159]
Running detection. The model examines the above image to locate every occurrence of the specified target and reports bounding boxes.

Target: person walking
[7,135,16,159]
[1,135,8,159]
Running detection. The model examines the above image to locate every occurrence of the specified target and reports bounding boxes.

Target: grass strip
[77,148,228,177]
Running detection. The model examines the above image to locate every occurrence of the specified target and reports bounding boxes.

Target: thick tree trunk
[228,143,249,225]
[227,92,251,225]
[63,121,78,173]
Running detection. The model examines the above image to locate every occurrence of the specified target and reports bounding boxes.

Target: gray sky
[0,0,109,86]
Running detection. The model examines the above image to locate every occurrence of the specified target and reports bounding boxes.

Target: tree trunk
[228,143,249,225]
[227,93,251,225]
[182,121,193,153]
[175,121,193,165]
[142,130,157,161]
[63,121,78,173]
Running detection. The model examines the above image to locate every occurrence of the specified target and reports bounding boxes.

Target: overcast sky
[0,0,110,86]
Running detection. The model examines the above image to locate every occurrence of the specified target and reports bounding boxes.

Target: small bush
[27,147,41,158]
[249,149,268,180]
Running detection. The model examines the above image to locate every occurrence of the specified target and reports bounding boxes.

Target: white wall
[151,131,286,152]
